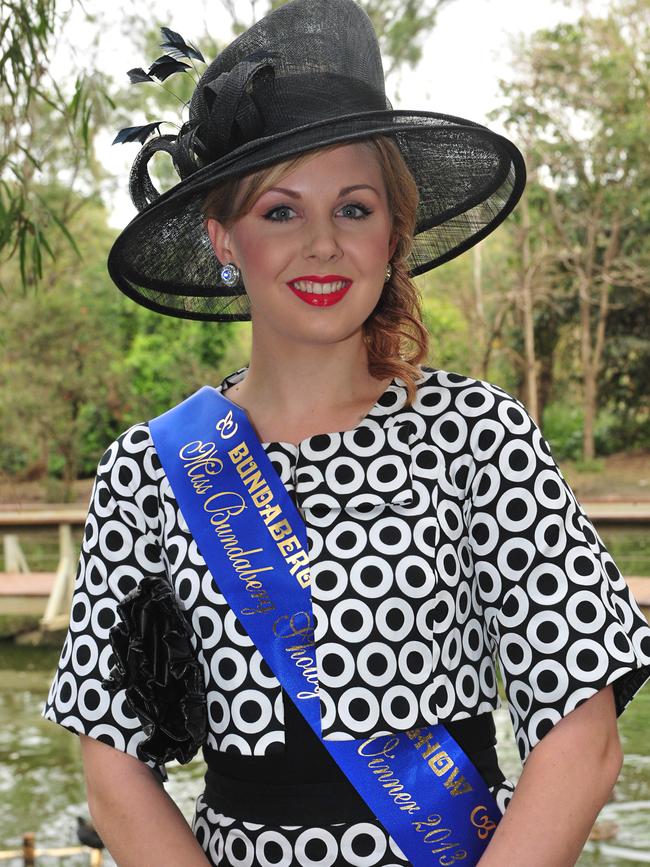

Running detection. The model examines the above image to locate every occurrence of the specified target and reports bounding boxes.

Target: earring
[384,262,393,282]
[220,262,241,287]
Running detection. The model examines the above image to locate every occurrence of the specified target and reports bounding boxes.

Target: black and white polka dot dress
[43,363,650,866]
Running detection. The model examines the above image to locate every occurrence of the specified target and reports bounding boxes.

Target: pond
[0,644,648,866]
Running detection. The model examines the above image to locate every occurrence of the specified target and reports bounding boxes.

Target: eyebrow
[264,184,380,198]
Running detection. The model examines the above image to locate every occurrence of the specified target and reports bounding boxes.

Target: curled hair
[202,136,429,407]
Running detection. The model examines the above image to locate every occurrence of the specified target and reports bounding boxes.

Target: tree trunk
[520,194,539,423]
[579,274,596,461]
[583,366,597,462]
[538,350,555,421]
[578,212,619,462]
[61,449,79,503]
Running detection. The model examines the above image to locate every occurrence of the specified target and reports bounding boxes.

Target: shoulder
[410,365,547,465]
[97,421,160,483]
[413,365,531,423]
[415,364,519,400]
[84,421,166,543]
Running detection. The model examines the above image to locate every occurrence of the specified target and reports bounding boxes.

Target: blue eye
[262,202,373,222]
[264,205,295,221]
[340,202,372,219]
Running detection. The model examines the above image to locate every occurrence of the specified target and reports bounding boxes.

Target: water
[0,644,648,865]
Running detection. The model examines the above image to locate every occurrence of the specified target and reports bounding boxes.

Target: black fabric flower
[101,575,207,765]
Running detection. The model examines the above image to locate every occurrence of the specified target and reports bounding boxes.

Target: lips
[290,275,351,283]
[287,275,352,293]
[287,275,353,307]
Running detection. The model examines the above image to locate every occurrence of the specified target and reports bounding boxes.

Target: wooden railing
[0,510,85,632]
[0,832,103,864]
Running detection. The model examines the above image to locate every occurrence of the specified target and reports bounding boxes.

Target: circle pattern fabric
[189,785,516,867]
[43,363,650,865]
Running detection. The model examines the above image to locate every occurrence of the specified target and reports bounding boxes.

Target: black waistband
[202,713,505,824]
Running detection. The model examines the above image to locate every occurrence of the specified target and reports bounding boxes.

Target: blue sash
[149,386,501,866]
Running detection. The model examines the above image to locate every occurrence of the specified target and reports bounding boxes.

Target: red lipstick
[287,275,353,307]
[291,275,351,282]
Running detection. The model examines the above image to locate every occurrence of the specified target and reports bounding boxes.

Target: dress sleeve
[467,387,650,765]
[41,424,169,782]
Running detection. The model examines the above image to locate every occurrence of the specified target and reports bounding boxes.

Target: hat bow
[129,50,279,211]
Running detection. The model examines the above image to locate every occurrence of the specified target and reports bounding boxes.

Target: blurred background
[1,0,649,863]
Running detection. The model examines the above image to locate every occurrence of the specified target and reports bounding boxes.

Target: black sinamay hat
[107,0,526,322]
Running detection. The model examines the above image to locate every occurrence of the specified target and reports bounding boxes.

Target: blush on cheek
[367,239,392,270]
[231,231,276,282]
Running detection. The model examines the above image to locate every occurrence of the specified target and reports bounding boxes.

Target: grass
[0,615,41,640]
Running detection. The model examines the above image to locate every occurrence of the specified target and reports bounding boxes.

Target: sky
[54,0,600,227]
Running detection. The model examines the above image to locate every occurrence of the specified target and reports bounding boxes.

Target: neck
[239,332,381,418]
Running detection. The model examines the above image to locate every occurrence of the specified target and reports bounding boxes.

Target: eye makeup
[262,202,373,221]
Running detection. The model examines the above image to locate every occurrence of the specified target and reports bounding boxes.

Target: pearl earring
[220,262,241,287]
[384,262,393,282]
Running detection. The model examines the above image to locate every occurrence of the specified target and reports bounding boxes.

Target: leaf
[39,227,55,261]
[36,195,82,261]
[82,103,92,152]
[32,225,43,279]
[19,229,27,291]
[112,122,164,145]
[127,67,154,84]
[16,144,42,172]
[147,55,191,82]
[30,84,59,113]
[160,26,205,63]
[8,162,24,183]
[69,77,83,122]
[98,85,117,111]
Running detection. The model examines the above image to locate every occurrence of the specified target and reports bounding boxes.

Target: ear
[205,218,235,265]
[388,234,398,261]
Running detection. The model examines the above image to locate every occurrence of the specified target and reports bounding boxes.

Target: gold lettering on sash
[244,468,266,495]
[353,729,488,859]
[356,736,420,814]
[260,503,282,523]
[470,805,497,840]
[227,440,249,461]
[295,566,310,588]
[443,768,474,797]
[215,409,238,439]
[177,419,314,610]
[407,729,434,750]
[251,486,273,508]
[204,491,246,524]
[222,437,311,587]
[277,535,300,555]
[412,814,467,861]
[178,440,224,495]
[269,519,292,541]
[406,726,474,797]
[237,455,256,474]
[429,751,455,776]
[272,612,320,699]
[286,549,310,578]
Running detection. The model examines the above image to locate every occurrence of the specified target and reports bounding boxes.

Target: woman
[42,1,650,865]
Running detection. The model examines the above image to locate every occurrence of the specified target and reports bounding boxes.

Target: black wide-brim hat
[108,0,526,322]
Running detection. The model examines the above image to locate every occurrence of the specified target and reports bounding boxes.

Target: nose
[302,213,343,262]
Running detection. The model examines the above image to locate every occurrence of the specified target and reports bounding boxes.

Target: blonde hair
[202,136,430,407]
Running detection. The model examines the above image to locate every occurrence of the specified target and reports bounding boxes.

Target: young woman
[43,1,650,865]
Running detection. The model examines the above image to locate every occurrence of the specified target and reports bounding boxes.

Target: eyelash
[262,202,373,222]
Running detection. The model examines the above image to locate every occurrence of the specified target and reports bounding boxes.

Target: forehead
[233,141,386,212]
[282,141,382,184]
